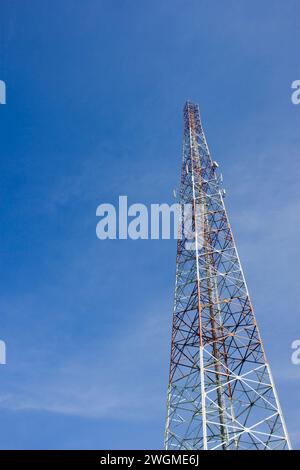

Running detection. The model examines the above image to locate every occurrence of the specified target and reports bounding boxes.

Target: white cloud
[0,299,170,421]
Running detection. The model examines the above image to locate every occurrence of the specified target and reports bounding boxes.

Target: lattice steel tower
[164,101,291,450]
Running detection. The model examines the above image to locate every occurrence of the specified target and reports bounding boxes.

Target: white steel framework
[164,101,291,450]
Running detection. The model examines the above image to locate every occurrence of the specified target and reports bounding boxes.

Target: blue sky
[0,0,299,449]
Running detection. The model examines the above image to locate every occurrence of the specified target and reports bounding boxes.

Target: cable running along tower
[164,101,291,450]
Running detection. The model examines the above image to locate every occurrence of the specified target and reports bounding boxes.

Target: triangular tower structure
[164,102,291,450]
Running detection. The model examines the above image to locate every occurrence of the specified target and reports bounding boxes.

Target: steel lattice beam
[164,101,291,450]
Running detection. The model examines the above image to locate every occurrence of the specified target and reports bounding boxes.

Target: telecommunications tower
[164,101,291,450]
